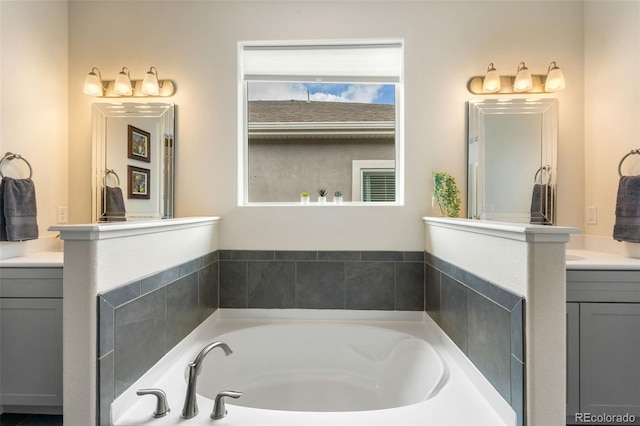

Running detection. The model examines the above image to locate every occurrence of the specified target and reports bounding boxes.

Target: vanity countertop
[566,249,640,270]
[0,251,64,268]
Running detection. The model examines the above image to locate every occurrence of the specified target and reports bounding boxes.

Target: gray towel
[530,183,552,225]
[102,186,126,222]
[613,175,640,243]
[0,177,38,241]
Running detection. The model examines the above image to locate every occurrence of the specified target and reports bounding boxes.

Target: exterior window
[362,170,396,202]
[239,40,404,205]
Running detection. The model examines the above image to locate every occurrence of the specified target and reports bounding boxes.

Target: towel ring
[0,152,33,179]
[618,148,640,177]
[104,169,120,186]
[534,165,552,185]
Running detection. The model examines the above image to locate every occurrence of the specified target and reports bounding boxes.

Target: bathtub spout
[181,341,233,419]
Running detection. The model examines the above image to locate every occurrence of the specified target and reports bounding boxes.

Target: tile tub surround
[424,252,525,426]
[97,251,219,426]
[219,250,425,311]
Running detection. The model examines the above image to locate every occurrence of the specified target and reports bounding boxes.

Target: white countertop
[566,249,640,270]
[0,251,64,267]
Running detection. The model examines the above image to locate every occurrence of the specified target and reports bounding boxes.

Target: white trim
[241,39,402,81]
[422,217,579,243]
[49,217,221,241]
[248,121,395,138]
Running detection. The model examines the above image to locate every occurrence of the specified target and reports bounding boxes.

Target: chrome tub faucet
[181,341,233,419]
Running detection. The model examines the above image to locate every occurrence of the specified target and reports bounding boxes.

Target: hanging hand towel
[530,183,552,225]
[613,175,640,243]
[1,177,38,241]
[102,186,127,222]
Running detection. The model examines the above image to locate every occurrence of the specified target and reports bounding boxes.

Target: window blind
[362,170,396,202]
[241,40,403,83]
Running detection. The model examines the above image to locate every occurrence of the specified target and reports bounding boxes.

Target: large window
[238,40,404,205]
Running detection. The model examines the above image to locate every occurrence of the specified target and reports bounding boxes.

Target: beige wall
[0,1,68,256]
[584,1,640,238]
[2,1,638,251]
[66,0,586,250]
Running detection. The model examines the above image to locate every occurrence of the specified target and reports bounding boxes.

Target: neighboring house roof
[248,100,395,139]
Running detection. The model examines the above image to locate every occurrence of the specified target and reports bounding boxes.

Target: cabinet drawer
[0,268,63,298]
[567,270,640,302]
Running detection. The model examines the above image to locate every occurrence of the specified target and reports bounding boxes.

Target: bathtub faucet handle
[211,390,242,420]
[136,388,170,418]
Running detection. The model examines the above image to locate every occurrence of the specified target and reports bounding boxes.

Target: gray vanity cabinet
[0,267,63,413]
[566,270,640,425]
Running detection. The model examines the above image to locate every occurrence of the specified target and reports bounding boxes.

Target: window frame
[237,39,405,206]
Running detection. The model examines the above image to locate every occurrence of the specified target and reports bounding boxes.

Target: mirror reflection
[92,103,175,222]
[468,98,557,225]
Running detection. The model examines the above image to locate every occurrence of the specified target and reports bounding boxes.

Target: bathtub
[112,310,516,426]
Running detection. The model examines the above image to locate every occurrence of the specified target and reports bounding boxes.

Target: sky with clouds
[248,82,395,105]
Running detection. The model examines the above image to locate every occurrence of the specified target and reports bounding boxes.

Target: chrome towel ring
[618,148,640,177]
[104,169,121,186]
[534,165,552,185]
[0,152,33,179]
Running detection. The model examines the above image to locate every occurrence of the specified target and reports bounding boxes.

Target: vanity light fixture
[481,63,501,93]
[467,61,566,94]
[114,67,133,96]
[83,67,106,96]
[82,66,176,97]
[141,67,160,96]
[513,62,533,92]
[544,61,566,92]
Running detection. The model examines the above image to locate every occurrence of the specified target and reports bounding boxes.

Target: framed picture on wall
[128,125,151,163]
[127,165,150,199]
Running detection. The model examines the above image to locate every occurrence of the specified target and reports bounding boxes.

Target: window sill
[241,202,402,207]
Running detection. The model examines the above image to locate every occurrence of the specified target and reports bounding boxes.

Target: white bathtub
[113,310,516,426]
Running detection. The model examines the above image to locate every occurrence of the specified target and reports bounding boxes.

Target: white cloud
[248,82,384,103]
[341,84,384,103]
[248,82,308,101]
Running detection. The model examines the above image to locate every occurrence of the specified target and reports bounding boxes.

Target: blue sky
[248,82,395,105]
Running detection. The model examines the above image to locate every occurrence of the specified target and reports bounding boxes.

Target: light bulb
[83,68,104,96]
[482,63,501,93]
[544,62,565,92]
[114,67,132,96]
[141,67,160,96]
[513,62,532,92]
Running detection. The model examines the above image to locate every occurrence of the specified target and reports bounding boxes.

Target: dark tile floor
[0,414,63,426]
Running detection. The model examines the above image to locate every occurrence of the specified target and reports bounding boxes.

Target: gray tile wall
[97,252,219,426]
[219,250,425,310]
[96,248,523,426]
[424,251,526,426]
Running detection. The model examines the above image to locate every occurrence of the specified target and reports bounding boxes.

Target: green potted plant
[301,191,310,204]
[317,188,327,204]
[432,172,461,217]
[334,190,343,204]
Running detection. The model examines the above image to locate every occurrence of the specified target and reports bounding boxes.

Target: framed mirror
[91,103,175,222]
[468,98,557,225]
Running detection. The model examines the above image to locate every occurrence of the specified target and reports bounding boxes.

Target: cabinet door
[567,302,580,422]
[580,303,640,419]
[0,298,63,407]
